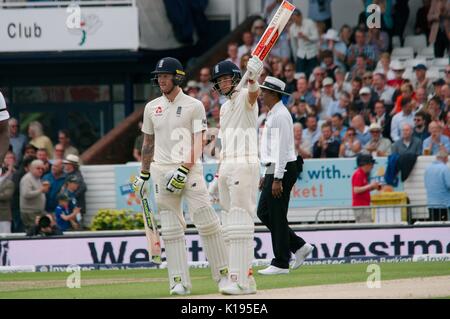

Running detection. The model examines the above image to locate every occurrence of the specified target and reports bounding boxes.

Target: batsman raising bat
[133,57,228,296]
[208,0,295,295]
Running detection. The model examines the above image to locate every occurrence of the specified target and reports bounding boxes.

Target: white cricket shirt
[142,90,207,164]
[260,101,296,179]
[0,91,10,121]
[219,88,259,162]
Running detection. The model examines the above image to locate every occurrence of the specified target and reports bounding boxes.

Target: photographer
[26,215,62,237]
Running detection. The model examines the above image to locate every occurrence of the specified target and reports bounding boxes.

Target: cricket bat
[140,195,162,265]
[235,0,296,91]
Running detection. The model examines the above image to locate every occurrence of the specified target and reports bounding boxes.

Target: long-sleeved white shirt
[260,101,297,179]
[289,18,319,60]
[390,111,415,142]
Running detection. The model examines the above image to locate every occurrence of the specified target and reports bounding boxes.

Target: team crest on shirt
[155,106,163,116]
[176,106,182,117]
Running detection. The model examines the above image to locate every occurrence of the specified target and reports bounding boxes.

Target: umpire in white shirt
[257,77,314,275]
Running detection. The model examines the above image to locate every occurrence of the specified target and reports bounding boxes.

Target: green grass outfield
[0,262,449,299]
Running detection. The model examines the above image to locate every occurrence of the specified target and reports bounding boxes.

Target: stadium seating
[392,36,401,48]
[419,46,435,59]
[391,47,415,61]
[404,35,427,55]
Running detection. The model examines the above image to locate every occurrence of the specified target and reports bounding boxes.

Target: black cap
[433,78,445,86]
[413,64,427,71]
[67,175,80,184]
[357,154,376,166]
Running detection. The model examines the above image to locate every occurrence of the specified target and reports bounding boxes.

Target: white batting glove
[133,171,150,199]
[208,174,219,203]
[166,165,189,194]
[246,56,264,81]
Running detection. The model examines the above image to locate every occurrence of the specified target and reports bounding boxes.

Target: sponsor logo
[155,106,163,115]
[230,273,238,282]
[176,106,182,117]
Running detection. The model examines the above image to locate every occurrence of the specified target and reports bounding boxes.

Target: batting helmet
[151,57,186,86]
[211,60,241,96]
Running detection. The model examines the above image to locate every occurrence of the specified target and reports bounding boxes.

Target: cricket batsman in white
[133,57,228,296]
[0,91,10,163]
[208,57,263,295]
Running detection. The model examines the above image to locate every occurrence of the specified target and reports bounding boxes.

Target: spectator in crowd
[208,104,220,128]
[391,123,423,155]
[58,129,79,158]
[8,118,27,164]
[54,193,80,232]
[375,52,395,81]
[63,154,87,218]
[270,30,291,64]
[412,64,433,95]
[327,90,350,120]
[225,42,239,66]
[349,55,368,82]
[446,65,450,86]
[415,87,428,112]
[360,0,394,34]
[391,98,415,142]
[372,72,395,110]
[387,60,406,89]
[367,28,389,56]
[264,0,283,22]
[351,76,363,102]
[352,154,381,223]
[269,56,284,79]
[430,78,446,101]
[22,144,37,159]
[320,49,339,80]
[444,111,450,138]
[53,143,66,161]
[424,149,450,221]
[339,24,353,50]
[293,123,312,159]
[393,0,410,43]
[317,77,336,120]
[198,67,213,96]
[370,100,392,140]
[426,96,445,123]
[28,121,53,158]
[291,97,314,127]
[334,68,352,99]
[339,127,362,157]
[320,29,347,71]
[288,77,316,107]
[313,123,341,158]
[289,9,320,79]
[355,86,377,123]
[26,215,62,237]
[392,83,416,115]
[352,114,371,146]
[308,0,333,30]
[238,31,254,62]
[20,159,49,232]
[36,148,51,175]
[362,71,373,88]
[428,0,450,58]
[0,163,14,234]
[303,115,321,152]
[331,113,348,142]
[347,30,377,69]
[415,0,432,37]
[310,66,325,93]
[239,53,251,73]
[281,62,297,94]
[413,111,431,142]
[423,121,450,155]
[184,80,201,98]
[363,123,392,156]
[42,159,66,213]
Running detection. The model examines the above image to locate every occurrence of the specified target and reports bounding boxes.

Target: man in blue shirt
[54,194,80,231]
[308,0,333,30]
[424,150,450,221]
[42,159,66,212]
[422,121,450,155]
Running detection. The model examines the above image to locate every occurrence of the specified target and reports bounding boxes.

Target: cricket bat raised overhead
[140,196,162,265]
[235,0,296,91]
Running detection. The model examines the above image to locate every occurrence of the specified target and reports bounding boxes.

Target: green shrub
[90,209,145,231]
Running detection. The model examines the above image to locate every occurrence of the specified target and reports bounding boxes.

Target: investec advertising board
[1,226,449,267]
[0,7,139,52]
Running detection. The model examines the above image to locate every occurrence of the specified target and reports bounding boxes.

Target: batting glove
[208,174,219,203]
[246,56,264,81]
[133,171,150,198]
[166,165,190,194]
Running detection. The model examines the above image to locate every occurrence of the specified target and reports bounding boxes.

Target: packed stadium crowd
[1,0,449,235]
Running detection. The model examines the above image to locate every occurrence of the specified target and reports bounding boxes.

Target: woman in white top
[339,127,362,157]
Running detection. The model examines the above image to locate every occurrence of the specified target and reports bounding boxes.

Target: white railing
[0,0,135,8]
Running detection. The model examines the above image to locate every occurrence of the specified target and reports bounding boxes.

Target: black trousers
[257,161,306,269]
[428,208,449,221]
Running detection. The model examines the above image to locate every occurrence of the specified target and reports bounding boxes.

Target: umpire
[257,76,313,275]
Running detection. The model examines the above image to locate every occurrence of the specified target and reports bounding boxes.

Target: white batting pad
[227,207,255,288]
[192,206,229,282]
[221,210,230,253]
[160,210,191,290]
